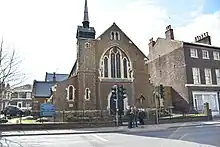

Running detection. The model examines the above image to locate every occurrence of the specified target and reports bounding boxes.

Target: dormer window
[110,31,120,40]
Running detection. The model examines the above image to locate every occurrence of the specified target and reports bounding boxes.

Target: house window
[215,69,220,85]
[67,85,75,101]
[204,68,212,84]
[100,46,132,79]
[26,92,31,98]
[190,49,198,58]
[213,52,220,60]
[84,88,90,100]
[192,68,201,84]
[110,31,120,40]
[202,50,209,59]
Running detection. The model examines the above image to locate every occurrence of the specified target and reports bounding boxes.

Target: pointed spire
[82,0,89,28]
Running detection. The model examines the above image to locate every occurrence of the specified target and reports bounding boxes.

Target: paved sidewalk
[1,120,220,137]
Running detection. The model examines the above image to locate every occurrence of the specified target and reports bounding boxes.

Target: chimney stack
[195,32,211,45]
[149,37,155,48]
[165,25,174,40]
[53,72,56,82]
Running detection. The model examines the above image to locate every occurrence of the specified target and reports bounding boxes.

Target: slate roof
[33,81,54,98]
[45,72,68,82]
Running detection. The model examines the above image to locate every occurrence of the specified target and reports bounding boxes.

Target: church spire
[82,0,89,28]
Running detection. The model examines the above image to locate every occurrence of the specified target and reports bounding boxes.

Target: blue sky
[0,0,219,86]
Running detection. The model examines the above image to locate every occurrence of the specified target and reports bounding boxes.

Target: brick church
[51,0,154,114]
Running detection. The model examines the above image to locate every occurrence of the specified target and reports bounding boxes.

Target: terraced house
[51,0,154,116]
[148,25,220,115]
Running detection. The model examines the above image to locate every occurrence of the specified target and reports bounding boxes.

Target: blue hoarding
[40,103,55,117]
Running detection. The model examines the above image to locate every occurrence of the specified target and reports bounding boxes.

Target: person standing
[138,109,145,127]
[126,106,133,128]
[133,106,138,127]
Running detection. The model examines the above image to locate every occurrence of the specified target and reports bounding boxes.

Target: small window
[67,85,75,101]
[202,50,209,59]
[110,31,120,41]
[213,51,220,60]
[84,88,90,100]
[190,49,198,58]
[85,42,91,48]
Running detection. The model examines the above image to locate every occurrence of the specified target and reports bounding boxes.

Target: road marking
[91,134,108,142]
[168,125,183,139]
[178,133,188,140]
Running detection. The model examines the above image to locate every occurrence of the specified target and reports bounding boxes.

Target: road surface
[124,124,220,146]
[0,132,216,147]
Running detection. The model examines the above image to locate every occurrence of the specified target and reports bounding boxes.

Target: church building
[51,0,154,115]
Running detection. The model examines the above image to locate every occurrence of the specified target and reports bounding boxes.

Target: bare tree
[0,38,26,101]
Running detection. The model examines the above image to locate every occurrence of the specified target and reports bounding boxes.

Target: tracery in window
[100,46,132,79]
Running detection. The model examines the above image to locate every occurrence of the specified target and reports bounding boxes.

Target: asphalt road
[0,132,216,147]
[123,124,220,147]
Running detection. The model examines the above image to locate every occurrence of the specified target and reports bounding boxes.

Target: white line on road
[178,133,188,140]
[91,134,108,142]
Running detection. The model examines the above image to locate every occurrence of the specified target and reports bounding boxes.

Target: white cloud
[0,0,219,84]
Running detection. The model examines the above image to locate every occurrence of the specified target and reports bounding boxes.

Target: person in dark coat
[133,106,138,127]
[138,109,145,127]
[126,106,133,128]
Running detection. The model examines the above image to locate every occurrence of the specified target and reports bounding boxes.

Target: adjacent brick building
[148,25,220,115]
[52,0,154,115]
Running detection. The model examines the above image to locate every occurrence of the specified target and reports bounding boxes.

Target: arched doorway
[107,92,128,115]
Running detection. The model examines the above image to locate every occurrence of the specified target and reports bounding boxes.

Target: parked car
[3,105,24,117]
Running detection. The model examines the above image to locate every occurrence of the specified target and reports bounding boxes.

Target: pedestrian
[133,106,138,127]
[126,106,133,128]
[138,109,145,127]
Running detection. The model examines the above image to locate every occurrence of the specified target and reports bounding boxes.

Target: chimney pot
[165,25,174,40]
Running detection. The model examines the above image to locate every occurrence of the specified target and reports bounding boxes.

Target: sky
[0,0,219,85]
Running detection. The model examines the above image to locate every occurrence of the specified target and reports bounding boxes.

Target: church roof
[45,72,68,82]
[32,81,54,98]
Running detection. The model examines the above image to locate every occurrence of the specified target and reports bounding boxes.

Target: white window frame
[204,68,212,84]
[66,85,75,101]
[202,50,209,59]
[192,67,201,84]
[84,88,91,101]
[190,48,198,58]
[213,51,220,60]
[192,91,219,113]
[215,69,220,85]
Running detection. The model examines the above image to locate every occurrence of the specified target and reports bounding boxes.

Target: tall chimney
[53,72,56,82]
[165,25,174,40]
[195,32,211,45]
[148,37,156,60]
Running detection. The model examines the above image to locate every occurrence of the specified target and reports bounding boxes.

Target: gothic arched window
[116,53,121,78]
[123,58,128,78]
[104,57,108,77]
[100,46,132,79]
[67,85,75,101]
[111,53,116,78]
